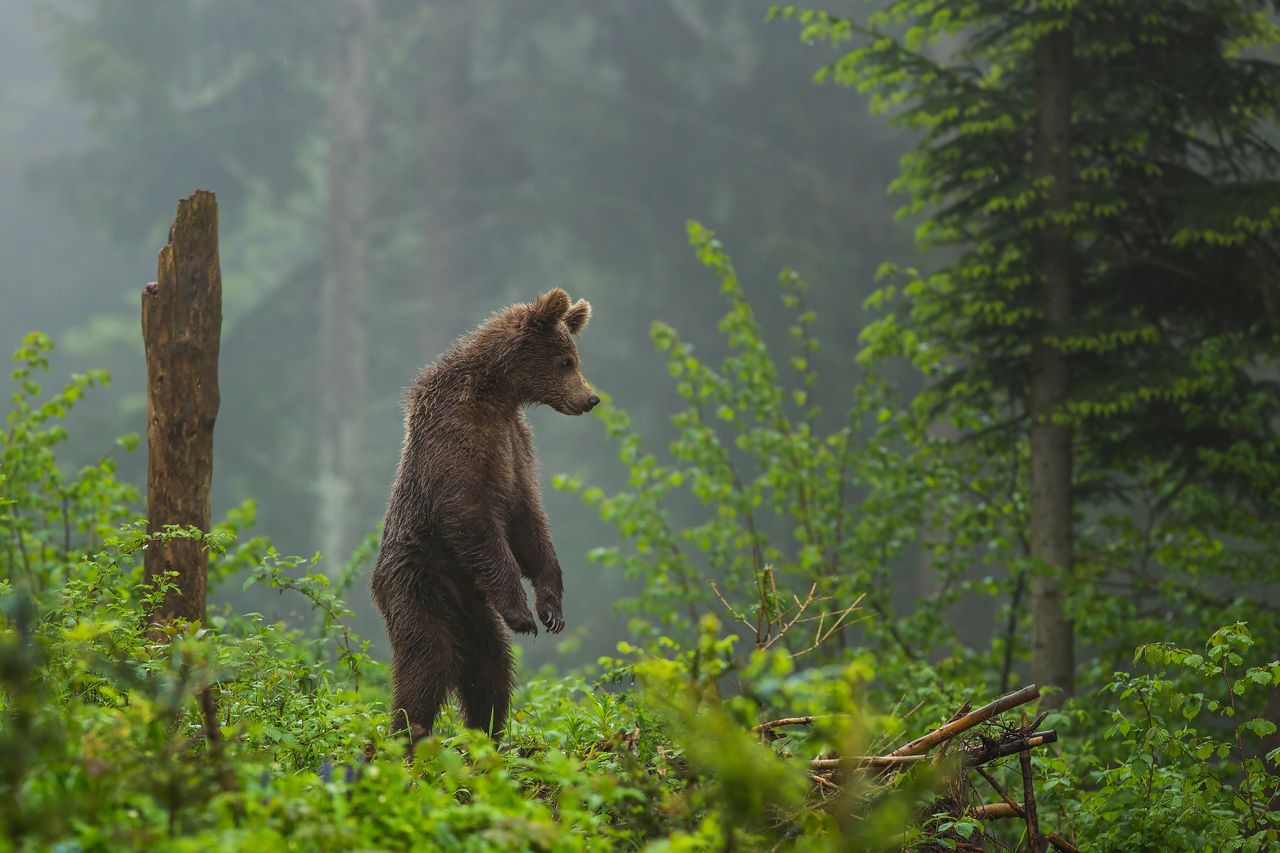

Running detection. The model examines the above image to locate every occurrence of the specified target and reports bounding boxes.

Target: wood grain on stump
[141,190,221,629]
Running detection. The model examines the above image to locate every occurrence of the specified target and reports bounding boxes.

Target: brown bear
[371,288,597,741]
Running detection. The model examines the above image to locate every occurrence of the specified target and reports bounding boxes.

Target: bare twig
[1020,746,1042,852]
[810,754,929,770]
[810,771,841,794]
[973,766,1018,810]
[939,702,973,760]
[754,716,817,734]
[709,581,757,633]
[973,766,1078,853]
[761,582,817,650]
[791,594,864,658]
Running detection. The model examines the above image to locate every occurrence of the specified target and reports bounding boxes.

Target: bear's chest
[488,422,528,486]
[488,425,528,526]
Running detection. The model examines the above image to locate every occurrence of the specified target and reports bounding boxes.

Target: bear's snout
[585,394,600,412]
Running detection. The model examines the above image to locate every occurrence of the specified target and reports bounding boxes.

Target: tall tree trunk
[142,190,221,629]
[419,0,471,329]
[317,0,375,570]
[1029,23,1075,703]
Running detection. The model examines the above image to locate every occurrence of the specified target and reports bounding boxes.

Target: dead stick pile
[758,684,1077,852]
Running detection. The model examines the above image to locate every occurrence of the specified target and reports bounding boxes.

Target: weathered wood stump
[141,190,221,629]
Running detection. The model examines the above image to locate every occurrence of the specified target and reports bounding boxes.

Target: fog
[1,0,917,665]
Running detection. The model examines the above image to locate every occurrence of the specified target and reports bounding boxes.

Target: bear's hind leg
[456,607,515,739]
[389,630,451,741]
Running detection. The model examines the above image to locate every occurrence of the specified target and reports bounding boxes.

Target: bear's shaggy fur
[371,288,596,740]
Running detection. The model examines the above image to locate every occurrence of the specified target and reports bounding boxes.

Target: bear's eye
[560,357,574,369]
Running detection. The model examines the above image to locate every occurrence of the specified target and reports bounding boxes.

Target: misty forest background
[2,0,913,666]
[4,0,1280,850]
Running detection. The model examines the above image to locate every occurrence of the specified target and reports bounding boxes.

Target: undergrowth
[3,230,1279,850]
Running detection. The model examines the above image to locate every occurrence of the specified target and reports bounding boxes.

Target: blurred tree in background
[6,0,913,660]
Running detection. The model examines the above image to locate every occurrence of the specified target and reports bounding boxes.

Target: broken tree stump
[141,190,222,630]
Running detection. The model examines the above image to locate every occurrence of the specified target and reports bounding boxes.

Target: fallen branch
[754,716,817,734]
[810,754,929,770]
[965,730,1059,767]
[970,801,1021,820]
[790,684,1075,849]
[808,728,1057,772]
[890,684,1040,758]
[811,772,840,794]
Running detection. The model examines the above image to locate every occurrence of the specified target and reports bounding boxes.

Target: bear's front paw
[537,596,565,635]
[502,608,538,636]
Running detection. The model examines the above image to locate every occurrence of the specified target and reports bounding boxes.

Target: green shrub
[6,231,1278,850]
[0,332,934,851]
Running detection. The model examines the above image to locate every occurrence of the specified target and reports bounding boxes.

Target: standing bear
[371,288,597,741]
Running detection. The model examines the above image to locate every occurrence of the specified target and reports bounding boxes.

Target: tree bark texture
[1029,23,1076,703]
[317,0,375,568]
[418,0,472,339]
[142,190,222,627]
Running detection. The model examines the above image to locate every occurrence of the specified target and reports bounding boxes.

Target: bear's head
[512,288,599,416]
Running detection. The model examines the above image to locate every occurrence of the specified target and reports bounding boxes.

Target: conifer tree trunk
[1029,24,1075,703]
[419,1,471,333]
[142,190,221,628]
[318,0,375,569]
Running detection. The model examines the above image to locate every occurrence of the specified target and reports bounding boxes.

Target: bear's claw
[537,599,565,634]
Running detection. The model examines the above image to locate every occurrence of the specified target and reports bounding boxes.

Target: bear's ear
[527,288,572,327]
[564,298,591,335]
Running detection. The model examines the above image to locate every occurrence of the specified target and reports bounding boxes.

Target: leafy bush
[555,223,1021,677]
[4,229,1279,850]
[0,332,943,851]
[1052,624,1280,851]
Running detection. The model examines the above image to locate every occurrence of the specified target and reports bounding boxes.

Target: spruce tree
[781,0,1280,699]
